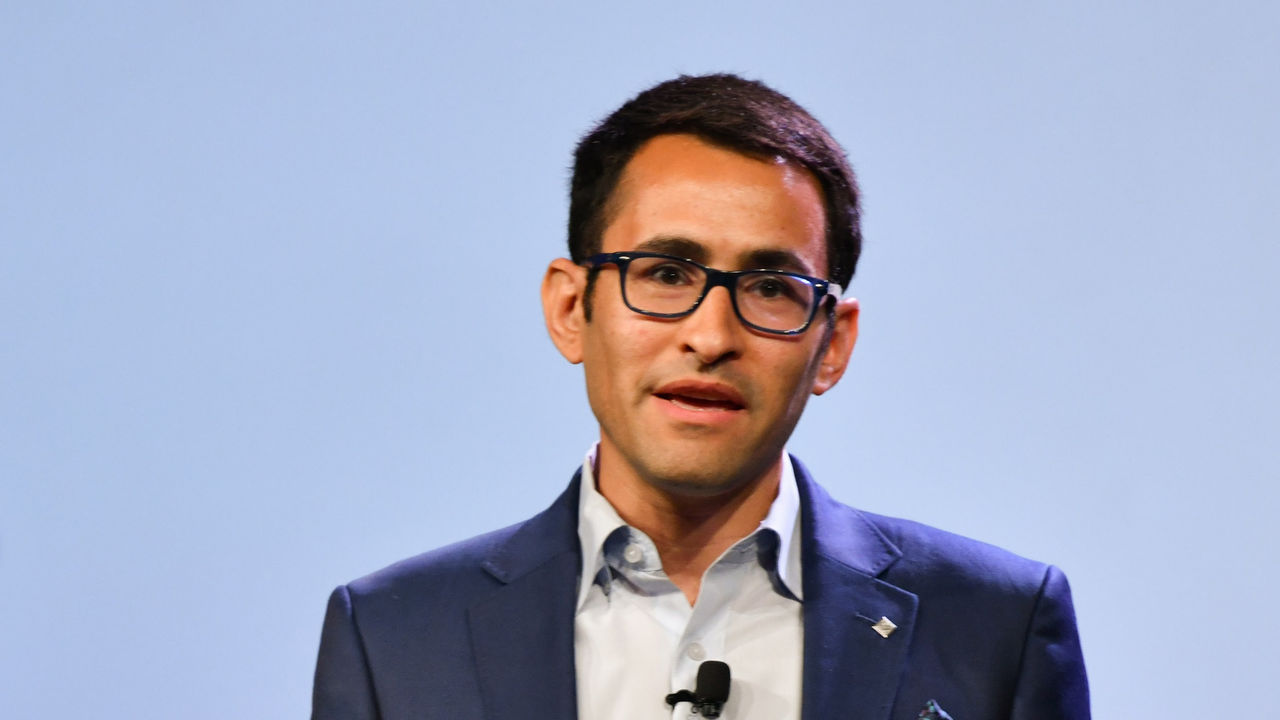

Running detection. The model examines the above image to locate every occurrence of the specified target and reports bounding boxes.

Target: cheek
[589,306,669,360]
[582,319,661,399]
[760,345,824,406]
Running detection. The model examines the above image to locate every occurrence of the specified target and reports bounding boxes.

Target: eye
[742,274,805,303]
[642,261,696,286]
[752,277,789,298]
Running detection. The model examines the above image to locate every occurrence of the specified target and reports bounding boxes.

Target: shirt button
[623,544,643,564]
[687,642,707,661]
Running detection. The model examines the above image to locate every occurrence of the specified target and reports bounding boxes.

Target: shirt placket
[667,537,756,720]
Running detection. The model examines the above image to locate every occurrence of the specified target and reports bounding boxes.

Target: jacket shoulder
[314,479,583,720]
[794,459,1056,596]
[340,475,581,624]
[346,521,520,601]
[854,511,1090,718]
[858,510,1054,594]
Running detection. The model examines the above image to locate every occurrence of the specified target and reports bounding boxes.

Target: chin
[647,472,743,499]
[639,454,766,499]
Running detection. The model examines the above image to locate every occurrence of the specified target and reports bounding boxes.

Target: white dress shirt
[574,447,804,720]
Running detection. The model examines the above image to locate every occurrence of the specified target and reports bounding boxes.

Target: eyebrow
[635,236,706,262]
[741,248,813,276]
[634,235,817,276]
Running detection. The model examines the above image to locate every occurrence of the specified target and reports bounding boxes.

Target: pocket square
[916,699,953,720]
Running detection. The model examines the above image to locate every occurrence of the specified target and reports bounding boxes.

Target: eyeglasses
[585,251,842,335]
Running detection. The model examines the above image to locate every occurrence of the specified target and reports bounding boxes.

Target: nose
[679,285,742,366]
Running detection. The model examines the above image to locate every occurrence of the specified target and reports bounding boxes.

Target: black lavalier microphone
[665,660,731,717]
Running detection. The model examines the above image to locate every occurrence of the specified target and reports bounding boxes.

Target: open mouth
[655,392,744,412]
[652,380,747,414]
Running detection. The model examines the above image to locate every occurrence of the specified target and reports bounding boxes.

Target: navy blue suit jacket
[313,459,1089,719]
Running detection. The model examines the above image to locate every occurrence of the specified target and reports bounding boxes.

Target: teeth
[668,395,736,411]
[670,397,708,411]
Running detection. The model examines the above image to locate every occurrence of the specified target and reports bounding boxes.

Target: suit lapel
[795,459,919,720]
[463,463,920,720]
[468,475,582,720]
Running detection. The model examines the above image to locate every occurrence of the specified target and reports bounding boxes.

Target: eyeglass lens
[622,256,817,333]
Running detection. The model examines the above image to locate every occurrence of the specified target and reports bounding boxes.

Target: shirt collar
[575,445,804,612]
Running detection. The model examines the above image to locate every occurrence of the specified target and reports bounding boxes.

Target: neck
[594,446,782,604]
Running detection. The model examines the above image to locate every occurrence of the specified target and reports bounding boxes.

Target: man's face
[549,133,857,499]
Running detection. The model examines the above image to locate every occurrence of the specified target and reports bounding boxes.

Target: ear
[811,297,859,396]
[541,258,588,364]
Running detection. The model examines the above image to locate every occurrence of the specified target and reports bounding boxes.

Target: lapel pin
[916,699,953,719]
[871,616,897,638]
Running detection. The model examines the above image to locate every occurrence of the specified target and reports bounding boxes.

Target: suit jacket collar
[468,473,582,720]
[469,462,919,720]
[793,456,920,720]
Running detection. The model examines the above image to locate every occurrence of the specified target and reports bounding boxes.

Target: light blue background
[3,2,1277,717]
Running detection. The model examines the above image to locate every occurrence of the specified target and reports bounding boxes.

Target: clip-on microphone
[665,660,731,717]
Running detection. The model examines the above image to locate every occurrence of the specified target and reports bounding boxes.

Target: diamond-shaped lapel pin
[871,616,897,638]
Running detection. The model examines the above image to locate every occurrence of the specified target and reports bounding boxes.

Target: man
[312,74,1089,720]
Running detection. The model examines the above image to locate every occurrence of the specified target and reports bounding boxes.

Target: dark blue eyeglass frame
[585,251,843,336]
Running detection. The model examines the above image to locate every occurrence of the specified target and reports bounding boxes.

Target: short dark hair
[568,73,862,290]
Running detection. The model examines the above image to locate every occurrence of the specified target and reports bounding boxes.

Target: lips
[653,380,747,412]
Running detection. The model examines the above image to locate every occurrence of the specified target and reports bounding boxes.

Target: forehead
[603,134,828,275]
